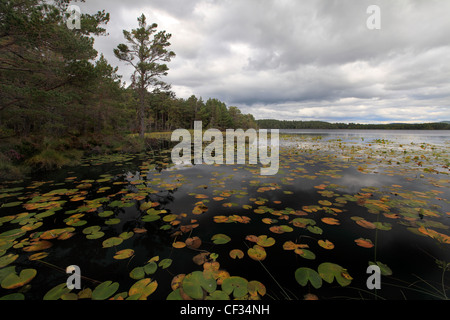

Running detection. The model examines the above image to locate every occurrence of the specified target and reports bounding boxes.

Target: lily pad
[181,271,217,299]
[318,262,352,287]
[222,276,248,298]
[369,261,393,276]
[295,267,323,289]
[229,249,244,259]
[1,268,37,289]
[159,258,172,269]
[43,283,71,300]
[248,245,267,261]
[211,234,231,245]
[113,249,134,260]
[128,278,158,300]
[92,281,120,300]
[102,237,123,248]
[256,235,276,247]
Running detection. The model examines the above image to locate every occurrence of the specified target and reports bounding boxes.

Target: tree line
[0,0,256,178]
[257,120,450,130]
[0,1,256,140]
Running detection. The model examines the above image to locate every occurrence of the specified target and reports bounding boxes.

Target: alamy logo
[367,5,381,30]
[171,121,279,175]
[66,5,81,30]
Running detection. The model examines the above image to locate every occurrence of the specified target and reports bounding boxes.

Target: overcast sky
[77,0,450,124]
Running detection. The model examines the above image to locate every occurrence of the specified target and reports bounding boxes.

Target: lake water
[0,130,449,300]
[280,129,450,145]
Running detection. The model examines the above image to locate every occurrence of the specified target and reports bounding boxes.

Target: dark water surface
[1,132,449,300]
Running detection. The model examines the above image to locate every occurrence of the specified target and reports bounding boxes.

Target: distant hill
[256,120,450,130]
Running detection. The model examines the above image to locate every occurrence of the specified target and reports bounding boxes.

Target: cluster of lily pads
[0,135,449,300]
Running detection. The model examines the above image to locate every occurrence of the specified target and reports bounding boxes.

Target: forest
[0,1,256,179]
[257,119,450,130]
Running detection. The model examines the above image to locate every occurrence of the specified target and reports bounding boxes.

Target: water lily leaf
[144,262,158,275]
[295,248,316,260]
[207,290,230,300]
[43,283,71,300]
[355,219,376,229]
[0,254,18,268]
[222,276,248,298]
[247,280,266,297]
[248,245,266,261]
[159,258,172,269]
[102,237,123,248]
[142,214,160,222]
[321,217,340,225]
[0,228,26,240]
[173,241,186,249]
[256,235,276,247]
[307,225,323,235]
[129,278,158,300]
[355,238,374,248]
[182,271,217,299]
[92,281,119,300]
[193,252,209,265]
[28,252,49,261]
[130,267,145,280]
[185,236,202,249]
[318,263,352,287]
[229,249,244,259]
[374,222,392,231]
[0,293,25,300]
[211,234,231,245]
[119,231,134,240]
[113,249,134,260]
[23,240,52,252]
[82,226,101,235]
[369,261,393,276]
[105,218,120,225]
[318,239,335,250]
[167,288,183,300]
[1,269,36,289]
[295,267,322,289]
[98,210,114,218]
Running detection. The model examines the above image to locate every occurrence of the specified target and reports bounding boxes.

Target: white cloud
[78,0,450,123]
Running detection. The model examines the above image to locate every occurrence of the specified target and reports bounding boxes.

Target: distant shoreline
[256,120,450,130]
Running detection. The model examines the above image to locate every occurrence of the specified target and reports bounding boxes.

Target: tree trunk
[138,85,145,138]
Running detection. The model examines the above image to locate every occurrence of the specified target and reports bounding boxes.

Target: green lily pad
[182,271,217,300]
[98,210,114,218]
[256,235,276,247]
[0,254,18,268]
[92,281,120,300]
[211,234,231,245]
[119,231,134,240]
[130,267,145,280]
[0,293,25,300]
[318,262,352,287]
[207,290,230,300]
[159,258,172,269]
[222,276,248,298]
[43,283,71,300]
[167,288,183,300]
[113,249,134,260]
[128,278,158,300]
[295,267,322,289]
[144,262,158,275]
[369,261,393,276]
[248,245,267,261]
[142,214,160,222]
[1,268,37,289]
[307,225,323,235]
[102,237,123,248]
